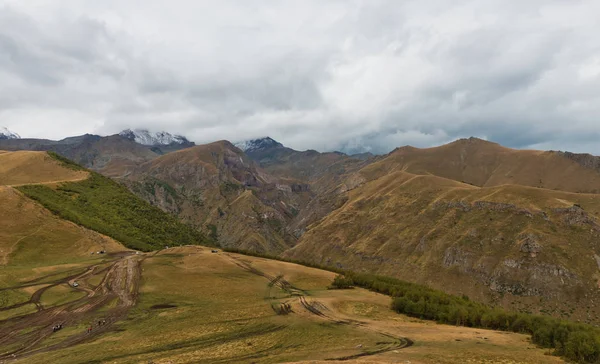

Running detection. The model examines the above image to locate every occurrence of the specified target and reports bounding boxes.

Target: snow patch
[119,129,190,146]
[0,126,20,140]
[235,137,283,152]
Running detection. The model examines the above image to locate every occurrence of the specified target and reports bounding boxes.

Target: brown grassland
[10,247,563,364]
[0,151,88,187]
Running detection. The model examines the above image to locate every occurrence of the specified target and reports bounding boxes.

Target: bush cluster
[345,272,600,364]
[329,274,354,289]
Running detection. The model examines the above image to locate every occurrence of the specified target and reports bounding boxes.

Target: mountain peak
[0,126,20,140]
[119,129,191,146]
[235,137,284,152]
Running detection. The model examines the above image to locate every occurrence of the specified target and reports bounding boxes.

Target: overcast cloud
[1,0,599,154]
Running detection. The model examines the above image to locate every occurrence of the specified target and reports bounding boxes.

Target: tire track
[0,252,143,362]
[223,254,413,361]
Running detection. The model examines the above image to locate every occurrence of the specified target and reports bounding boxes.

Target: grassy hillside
[0,185,127,323]
[286,169,600,324]
[0,186,125,268]
[17,160,212,251]
[0,150,88,186]
[19,247,562,364]
[225,248,600,363]
[342,271,600,364]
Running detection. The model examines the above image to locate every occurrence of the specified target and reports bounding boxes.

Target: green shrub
[342,271,600,364]
[329,274,354,289]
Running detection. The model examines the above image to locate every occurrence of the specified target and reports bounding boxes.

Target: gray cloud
[1,0,600,154]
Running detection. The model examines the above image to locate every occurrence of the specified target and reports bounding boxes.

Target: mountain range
[3,130,600,324]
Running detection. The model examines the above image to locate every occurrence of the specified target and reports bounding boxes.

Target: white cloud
[1,0,600,153]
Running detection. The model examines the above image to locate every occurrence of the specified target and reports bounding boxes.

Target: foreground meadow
[8,246,561,364]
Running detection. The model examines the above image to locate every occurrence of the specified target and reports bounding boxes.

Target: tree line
[333,273,600,364]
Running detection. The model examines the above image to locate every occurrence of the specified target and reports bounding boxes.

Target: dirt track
[0,252,143,362]
[224,254,413,361]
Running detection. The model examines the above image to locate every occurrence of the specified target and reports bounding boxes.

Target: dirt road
[0,252,143,362]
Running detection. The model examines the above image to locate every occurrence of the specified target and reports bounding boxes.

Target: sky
[1,0,599,154]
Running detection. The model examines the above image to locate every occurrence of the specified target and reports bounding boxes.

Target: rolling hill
[285,139,600,324]
[360,137,600,193]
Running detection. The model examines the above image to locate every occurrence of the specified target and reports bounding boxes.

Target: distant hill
[0,132,195,178]
[119,128,194,147]
[360,137,600,193]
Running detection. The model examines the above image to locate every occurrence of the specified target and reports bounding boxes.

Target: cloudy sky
[1,0,599,154]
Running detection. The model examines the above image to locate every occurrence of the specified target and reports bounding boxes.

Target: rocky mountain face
[121,141,312,253]
[285,139,600,323]
[119,137,370,253]
[0,126,20,140]
[237,137,374,236]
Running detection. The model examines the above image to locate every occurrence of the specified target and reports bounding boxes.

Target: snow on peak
[119,129,190,146]
[235,137,284,152]
[0,126,20,140]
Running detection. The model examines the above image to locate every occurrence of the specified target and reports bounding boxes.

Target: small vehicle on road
[72,282,79,287]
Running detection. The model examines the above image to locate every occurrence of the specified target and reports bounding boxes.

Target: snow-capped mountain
[235,137,284,152]
[119,129,191,146]
[0,126,20,140]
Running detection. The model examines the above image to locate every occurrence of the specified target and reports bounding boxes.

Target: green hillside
[17,154,212,251]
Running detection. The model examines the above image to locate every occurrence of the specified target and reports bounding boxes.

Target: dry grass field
[10,246,563,364]
[0,151,88,186]
[0,186,124,269]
